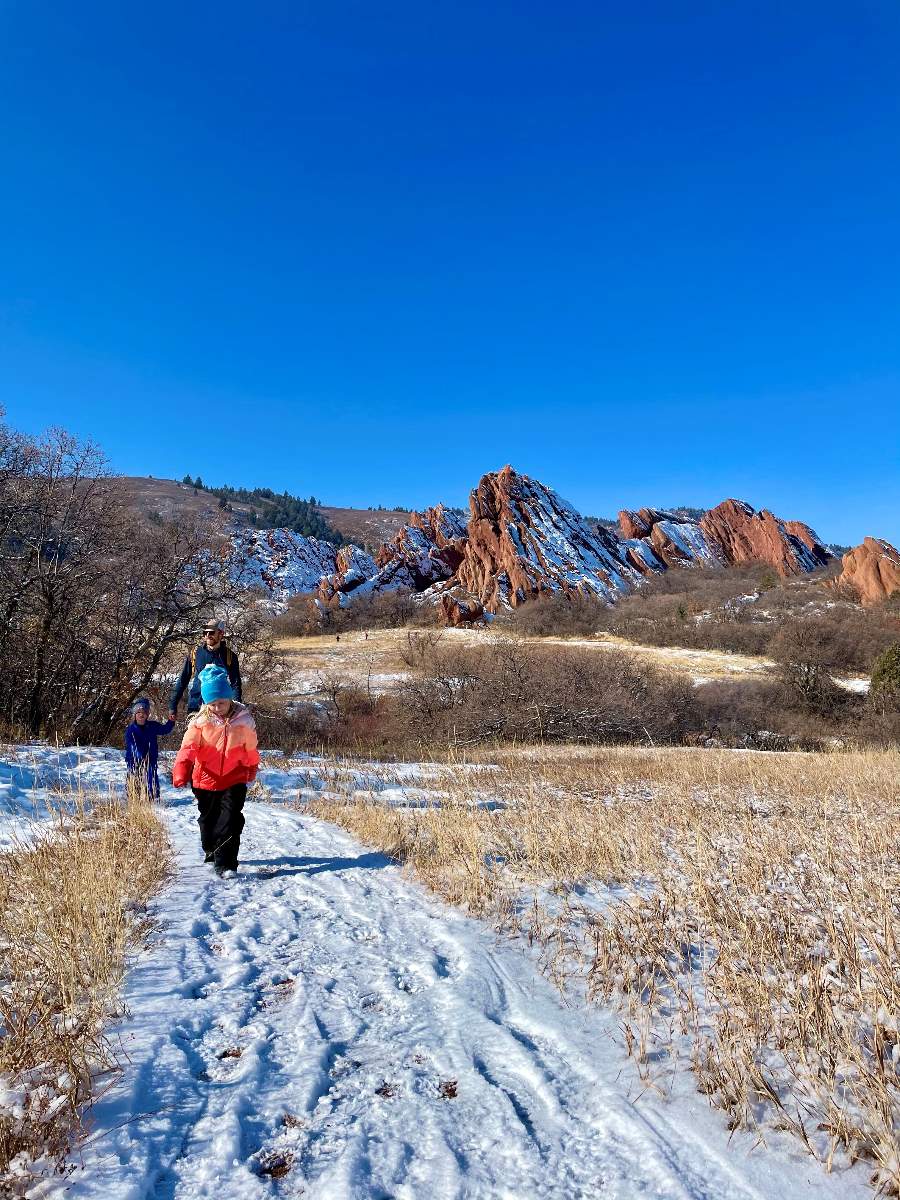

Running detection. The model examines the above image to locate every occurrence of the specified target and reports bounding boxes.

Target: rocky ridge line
[233,466,853,618]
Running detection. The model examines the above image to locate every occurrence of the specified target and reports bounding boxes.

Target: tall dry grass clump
[0,782,169,1193]
[309,746,900,1194]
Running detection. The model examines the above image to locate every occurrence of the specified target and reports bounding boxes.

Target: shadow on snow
[239,851,394,879]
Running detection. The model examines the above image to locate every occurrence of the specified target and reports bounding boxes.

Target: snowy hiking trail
[15,753,862,1200]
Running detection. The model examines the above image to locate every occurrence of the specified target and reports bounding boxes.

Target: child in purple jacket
[124,698,174,799]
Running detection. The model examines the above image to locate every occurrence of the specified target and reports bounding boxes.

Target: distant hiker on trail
[124,698,174,799]
[169,618,242,720]
[172,664,259,876]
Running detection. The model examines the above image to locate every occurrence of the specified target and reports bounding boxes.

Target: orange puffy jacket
[172,703,260,791]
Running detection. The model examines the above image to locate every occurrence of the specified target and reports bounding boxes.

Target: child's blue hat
[199,664,234,704]
[132,697,151,713]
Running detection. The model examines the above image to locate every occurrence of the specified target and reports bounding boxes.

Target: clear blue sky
[2,1,898,545]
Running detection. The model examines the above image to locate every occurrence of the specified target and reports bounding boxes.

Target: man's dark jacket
[170,641,242,713]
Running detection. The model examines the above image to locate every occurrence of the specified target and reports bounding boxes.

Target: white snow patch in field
[0,746,127,848]
[290,669,411,697]
[837,677,870,694]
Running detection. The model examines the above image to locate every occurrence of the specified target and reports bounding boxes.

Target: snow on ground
[0,746,123,848]
[838,677,871,694]
[3,749,868,1200]
[0,757,52,848]
[290,669,411,699]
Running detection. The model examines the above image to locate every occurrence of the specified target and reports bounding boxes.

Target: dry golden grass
[589,631,774,679]
[276,626,494,701]
[277,625,489,663]
[278,625,760,683]
[0,782,170,1191]
[276,625,869,696]
[277,628,412,700]
[307,745,900,1193]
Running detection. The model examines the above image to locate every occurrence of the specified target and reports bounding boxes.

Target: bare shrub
[336,589,423,631]
[252,703,326,756]
[769,619,848,714]
[693,678,787,746]
[593,563,900,673]
[393,638,695,748]
[398,630,445,672]
[262,636,696,756]
[272,593,323,638]
[858,707,900,747]
[510,592,605,637]
[777,607,900,675]
[273,589,440,640]
[597,566,776,657]
[693,678,866,749]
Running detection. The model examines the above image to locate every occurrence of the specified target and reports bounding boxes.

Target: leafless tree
[0,412,280,741]
[769,620,844,714]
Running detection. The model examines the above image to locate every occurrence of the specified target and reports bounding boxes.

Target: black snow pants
[192,783,247,870]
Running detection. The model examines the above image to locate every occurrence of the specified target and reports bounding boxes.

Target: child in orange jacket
[172,664,260,875]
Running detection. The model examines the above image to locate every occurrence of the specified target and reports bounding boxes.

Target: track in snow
[35,766,861,1200]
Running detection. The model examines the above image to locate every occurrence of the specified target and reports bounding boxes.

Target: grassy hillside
[117,476,414,546]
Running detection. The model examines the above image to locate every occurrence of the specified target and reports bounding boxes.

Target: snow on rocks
[619,501,832,578]
[653,518,721,567]
[230,516,462,611]
[232,528,339,607]
[455,466,644,609]
[226,475,840,622]
[6,750,866,1200]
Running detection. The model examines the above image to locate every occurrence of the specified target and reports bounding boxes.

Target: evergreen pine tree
[871,643,900,697]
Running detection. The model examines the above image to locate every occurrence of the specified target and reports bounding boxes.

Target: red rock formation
[699,500,830,576]
[316,544,379,607]
[829,537,900,606]
[618,509,721,570]
[318,507,468,607]
[455,466,640,611]
[618,508,672,541]
[372,512,466,591]
[618,500,834,578]
[233,468,836,623]
[618,509,651,540]
[438,587,485,626]
[623,542,664,575]
[784,520,827,560]
[410,504,467,550]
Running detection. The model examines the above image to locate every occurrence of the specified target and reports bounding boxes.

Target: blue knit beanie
[132,697,150,713]
[199,664,234,704]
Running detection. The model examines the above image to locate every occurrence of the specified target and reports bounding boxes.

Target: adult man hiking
[169,618,242,720]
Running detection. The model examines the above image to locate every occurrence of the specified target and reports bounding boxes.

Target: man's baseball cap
[202,619,226,633]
